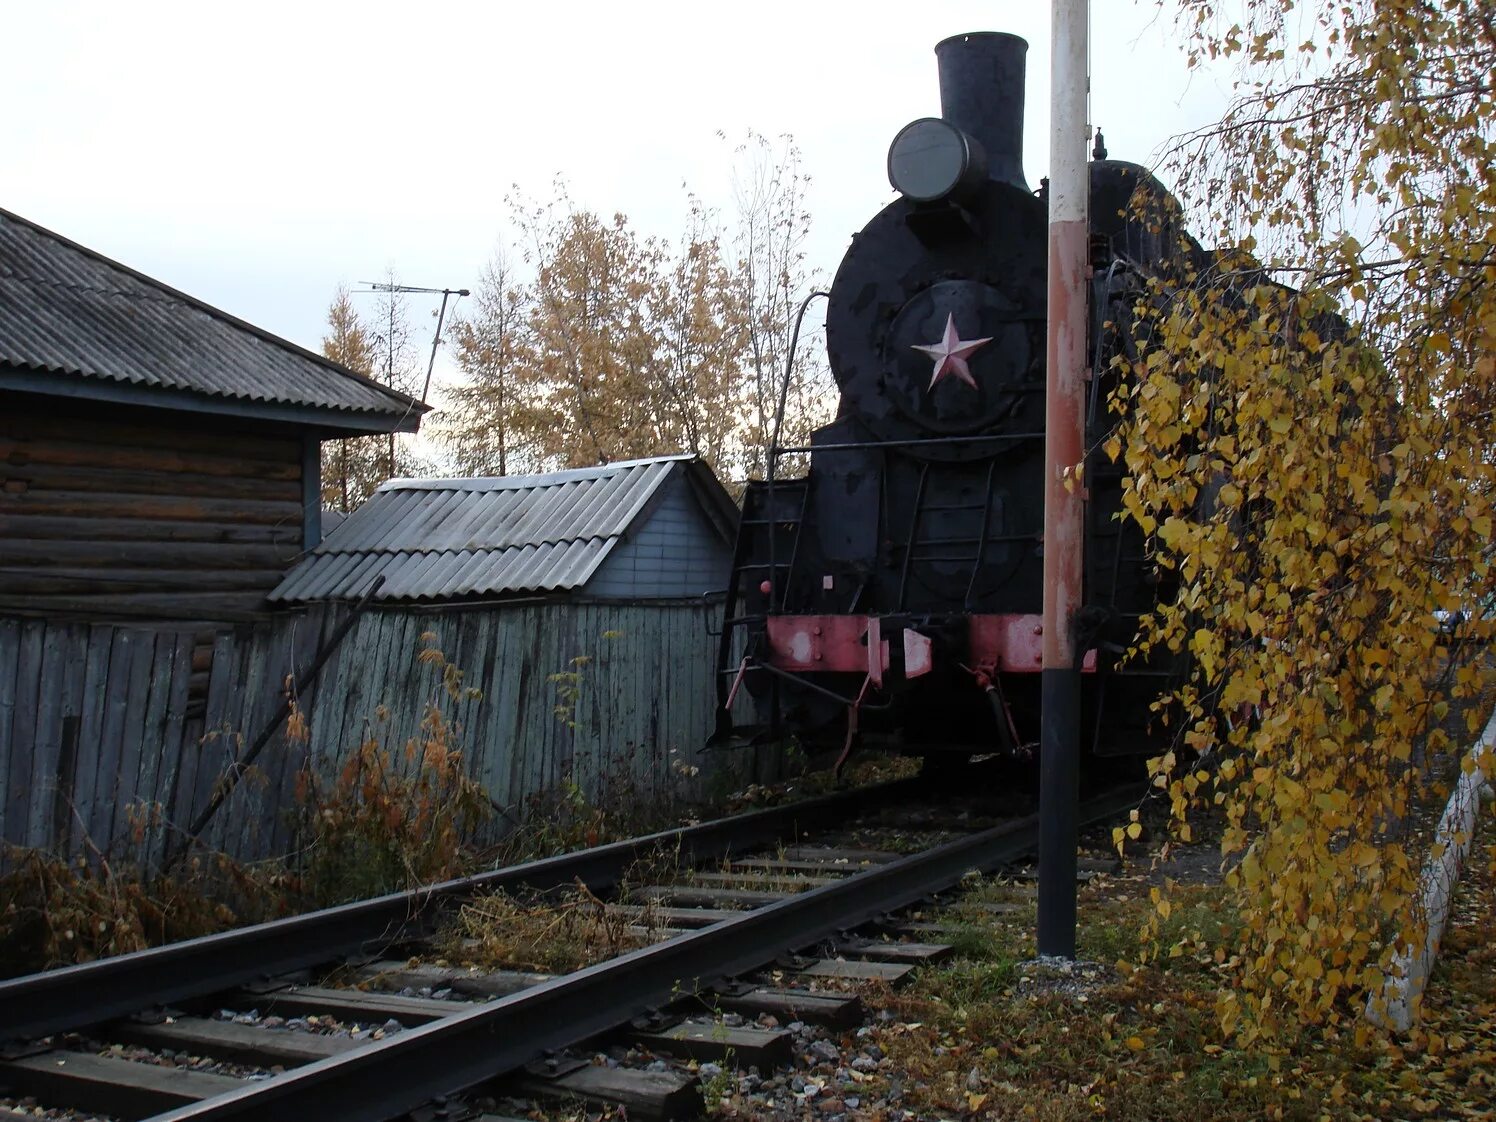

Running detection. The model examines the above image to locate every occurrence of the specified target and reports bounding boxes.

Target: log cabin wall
[0,394,314,626]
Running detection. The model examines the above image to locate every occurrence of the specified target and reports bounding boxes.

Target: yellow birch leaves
[1115,0,1496,1038]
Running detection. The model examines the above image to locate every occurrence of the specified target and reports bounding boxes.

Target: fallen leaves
[832,845,1496,1121]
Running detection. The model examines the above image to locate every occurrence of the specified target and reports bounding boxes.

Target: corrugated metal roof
[270,455,724,603]
[0,207,425,427]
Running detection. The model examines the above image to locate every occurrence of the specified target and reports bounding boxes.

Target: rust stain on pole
[1043,219,1088,668]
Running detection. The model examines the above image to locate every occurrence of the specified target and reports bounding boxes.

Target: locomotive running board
[764,614,1097,676]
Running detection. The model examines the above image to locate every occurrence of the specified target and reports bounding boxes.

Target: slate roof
[269,455,739,603]
[0,207,425,433]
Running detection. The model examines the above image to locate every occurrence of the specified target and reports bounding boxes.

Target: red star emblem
[911,312,992,391]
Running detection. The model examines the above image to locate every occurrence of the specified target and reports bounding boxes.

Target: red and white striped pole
[1038,0,1090,959]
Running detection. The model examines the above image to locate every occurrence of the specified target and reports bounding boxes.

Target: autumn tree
[320,285,387,512]
[647,197,753,474]
[365,269,427,482]
[434,141,826,482]
[319,274,435,512]
[441,252,540,476]
[727,131,834,478]
[513,193,675,466]
[1112,0,1495,1039]
[451,183,758,475]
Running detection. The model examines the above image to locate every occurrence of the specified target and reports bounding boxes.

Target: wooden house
[0,205,424,627]
[0,206,423,856]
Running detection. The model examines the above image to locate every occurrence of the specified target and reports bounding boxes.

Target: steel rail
[0,778,923,1043]
[150,784,1142,1122]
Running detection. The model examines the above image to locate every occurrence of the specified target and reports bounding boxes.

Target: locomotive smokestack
[934,32,1029,194]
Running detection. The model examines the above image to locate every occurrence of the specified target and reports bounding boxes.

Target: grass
[0,846,289,976]
[440,844,688,974]
[445,883,650,974]
[716,752,921,814]
[844,841,1496,1121]
[0,750,911,978]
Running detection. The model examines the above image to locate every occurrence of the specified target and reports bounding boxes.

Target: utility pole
[359,281,469,477]
[1038,0,1090,959]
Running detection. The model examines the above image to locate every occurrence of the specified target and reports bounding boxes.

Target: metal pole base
[1037,666,1081,957]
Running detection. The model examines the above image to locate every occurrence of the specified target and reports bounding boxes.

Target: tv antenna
[359,281,470,404]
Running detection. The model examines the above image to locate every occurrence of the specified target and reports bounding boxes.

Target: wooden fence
[0,602,772,867]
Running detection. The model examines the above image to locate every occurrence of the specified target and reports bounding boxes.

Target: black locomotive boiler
[714,31,1205,766]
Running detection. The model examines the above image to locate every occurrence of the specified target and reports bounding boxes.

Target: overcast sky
[5,1,1233,381]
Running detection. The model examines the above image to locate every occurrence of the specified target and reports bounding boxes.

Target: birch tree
[728,131,834,477]
[1113,0,1496,1039]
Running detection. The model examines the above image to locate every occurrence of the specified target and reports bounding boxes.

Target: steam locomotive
[714,31,1203,765]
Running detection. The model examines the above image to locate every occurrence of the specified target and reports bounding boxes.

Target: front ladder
[711,478,810,745]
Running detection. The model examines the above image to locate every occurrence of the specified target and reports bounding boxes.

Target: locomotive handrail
[764,290,832,647]
[766,290,832,463]
[898,461,931,610]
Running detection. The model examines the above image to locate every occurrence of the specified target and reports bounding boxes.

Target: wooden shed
[238,456,776,849]
[0,205,425,627]
[268,455,738,607]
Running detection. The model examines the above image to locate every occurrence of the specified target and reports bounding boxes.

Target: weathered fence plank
[153,634,194,868]
[258,607,325,861]
[0,602,772,864]
[89,627,139,849]
[54,629,90,850]
[0,619,19,837]
[6,622,46,847]
[107,625,159,850]
[130,632,177,857]
[25,623,68,849]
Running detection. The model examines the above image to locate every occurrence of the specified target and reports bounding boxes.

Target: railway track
[0,778,1140,1122]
